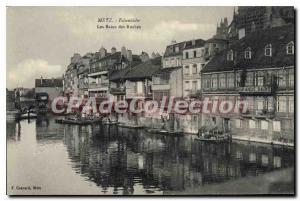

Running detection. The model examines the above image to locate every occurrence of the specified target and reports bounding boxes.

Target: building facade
[201,24,294,145]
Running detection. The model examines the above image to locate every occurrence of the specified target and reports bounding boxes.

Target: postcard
[6,6,295,195]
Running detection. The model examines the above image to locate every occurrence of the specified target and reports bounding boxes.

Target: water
[7,115,294,195]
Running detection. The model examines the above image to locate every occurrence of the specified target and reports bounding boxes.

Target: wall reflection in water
[62,123,294,194]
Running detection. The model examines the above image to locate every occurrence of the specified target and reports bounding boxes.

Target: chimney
[192,39,196,46]
[121,46,127,57]
[224,17,228,26]
[171,40,177,44]
[140,52,150,62]
[99,46,107,58]
[111,47,116,54]
[127,50,132,62]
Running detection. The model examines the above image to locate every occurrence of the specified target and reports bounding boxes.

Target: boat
[17,111,37,120]
[118,123,145,129]
[55,117,102,125]
[145,128,183,136]
[195,133,231,142]
[102,120,119,125]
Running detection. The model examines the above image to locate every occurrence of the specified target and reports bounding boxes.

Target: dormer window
[245,47,252,59]
[265,44,272,57]
[287,41,294,55]
[227,50,234,61]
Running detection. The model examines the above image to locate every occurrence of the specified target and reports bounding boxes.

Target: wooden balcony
[238,86,273,96]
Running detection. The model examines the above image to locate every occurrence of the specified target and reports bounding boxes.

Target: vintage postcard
[6,6,295,195]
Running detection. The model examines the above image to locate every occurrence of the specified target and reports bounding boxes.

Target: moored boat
[145,128,183,136]
[118,123,145,129]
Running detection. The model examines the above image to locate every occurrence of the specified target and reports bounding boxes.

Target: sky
[6,6,234,89]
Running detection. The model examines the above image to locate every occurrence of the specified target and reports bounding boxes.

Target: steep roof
[202,24,295,73]
[163,41,186,57]
[123,57,162,80]
[35,78,63,87]
[183,39,205,50]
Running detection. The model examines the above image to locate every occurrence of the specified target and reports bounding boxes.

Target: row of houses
[62,7,295,145]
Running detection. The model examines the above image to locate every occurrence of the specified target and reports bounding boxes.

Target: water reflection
[62,123,294,194]
[7,116,294,195]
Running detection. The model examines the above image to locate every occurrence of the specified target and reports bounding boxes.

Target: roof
[123,57,162,80]
[206,37,228,43]
[109,68,130,81]
[163,41,186,57]
[202,24,295,73]
[153,66,182,76]
[35,78,63,87]
[183,39,205,50]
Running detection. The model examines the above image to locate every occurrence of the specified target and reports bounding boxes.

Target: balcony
[110,87,126,95]
[241,109,275,119]
[89,66,108,74]
[189,89,202,98]
[238,86,273,96]
[183,73,201,80]
[152,84,170,91]
[88,82,109,90]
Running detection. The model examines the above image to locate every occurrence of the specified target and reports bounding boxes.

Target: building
[77,53,93,97]
[229,6,294,39]
[201,24,294,145]
[182,39,206,98]
[64,53,82,97]
[152,41,185,100]
[35,77,64,102]
[88,46,139,101]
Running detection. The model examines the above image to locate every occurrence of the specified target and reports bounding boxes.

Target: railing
[183,74,201,79]
[238,86,272,95]
[89,82,109,89]
[152,84,170,91]
[89,66,108,74]
[110,87,126,94]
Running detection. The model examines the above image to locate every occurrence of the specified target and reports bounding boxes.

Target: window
[193,50,197,58]
[235,119,242,128]
[277,96,287,112]
[184,66,189,75]
[249,153,256,162]
[273,121,281,132]
[289,69,294,88]
[192,64,197,74]
[236,73,241,87]
[246,72,254,86]
[245,47,252,59]
[261,155,269,166]
[261,120,268,130]
[289,96,294,113]
[287,41,294,55]
[212,75,218,89]
[219,74,226,88]
[185,52,189,59]
[236,150,243,160]
[249,120,256,129]
[192,81,197,91]
[175,46,179,53]
[273,156,281,168]
[185,81,190,91]
[227,73,234,88]
[257,100,264,110]
[277,70,286,88]
[227,50,234,61]
[265,44,272,56]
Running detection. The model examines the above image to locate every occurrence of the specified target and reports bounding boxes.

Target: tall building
[201,24,294,145]
[229,6,294,39]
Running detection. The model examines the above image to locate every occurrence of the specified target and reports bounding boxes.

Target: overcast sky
[7,6,234,89]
